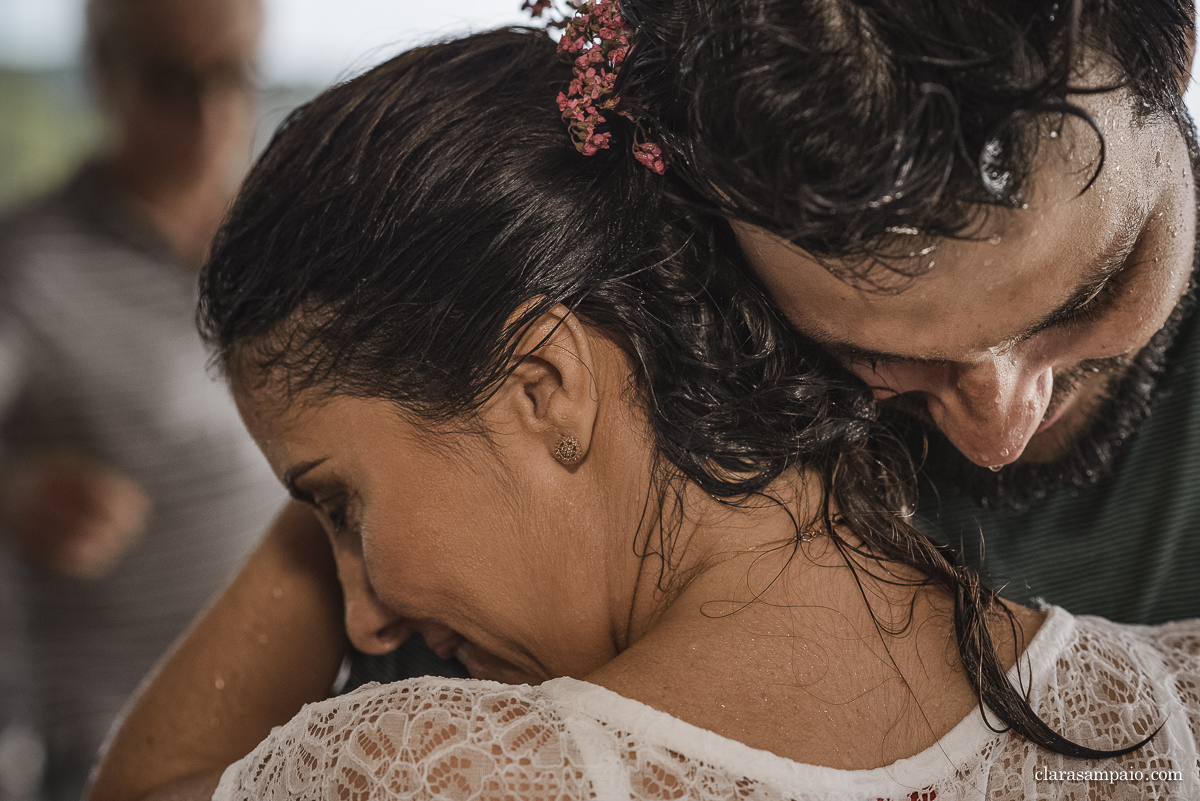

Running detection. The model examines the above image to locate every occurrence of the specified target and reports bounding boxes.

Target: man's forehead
[800,220,1142,363]
[733,92,1182,361]
[124,0,262,57]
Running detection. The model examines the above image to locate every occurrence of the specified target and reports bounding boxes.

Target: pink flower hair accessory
[522,0,669,174]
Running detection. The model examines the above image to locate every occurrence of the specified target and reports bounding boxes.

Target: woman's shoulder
[987,609,1200,795]
[214,614,1200,801]
[213,676,589,801]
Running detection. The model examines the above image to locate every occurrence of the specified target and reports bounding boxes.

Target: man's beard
[883,279,1196,512]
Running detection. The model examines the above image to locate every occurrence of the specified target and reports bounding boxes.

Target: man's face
[734,89,1195,480]
[100,0,262,185]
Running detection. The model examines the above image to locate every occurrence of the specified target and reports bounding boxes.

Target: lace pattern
[215,609,1200,800]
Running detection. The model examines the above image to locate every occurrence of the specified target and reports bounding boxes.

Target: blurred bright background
[2,0,1200,208]
[0,0,529,207]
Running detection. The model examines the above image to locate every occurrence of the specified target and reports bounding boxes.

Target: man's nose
[868,356,1054,467]
[335,549,411,655]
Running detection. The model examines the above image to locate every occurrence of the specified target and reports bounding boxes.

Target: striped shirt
[0,164,285,769]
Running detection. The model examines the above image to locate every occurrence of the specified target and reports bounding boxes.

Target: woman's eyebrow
[283,457,329,500]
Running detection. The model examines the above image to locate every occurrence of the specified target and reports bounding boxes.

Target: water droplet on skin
[1049,130,1058,138]
[257,633,269,645]
[988,235,1002,245]
[215,677,226,690]
[272,587,284,599]
[989,465,1004,472]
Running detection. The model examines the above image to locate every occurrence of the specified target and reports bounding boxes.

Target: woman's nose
[866,356,1054,467]
[335,549,411,655]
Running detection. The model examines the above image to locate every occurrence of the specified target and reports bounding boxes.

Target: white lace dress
[213,607,1200,800]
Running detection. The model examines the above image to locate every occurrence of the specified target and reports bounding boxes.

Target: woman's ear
[491,301,599,465]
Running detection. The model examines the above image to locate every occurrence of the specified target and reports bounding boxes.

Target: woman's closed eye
[316,494,356,537]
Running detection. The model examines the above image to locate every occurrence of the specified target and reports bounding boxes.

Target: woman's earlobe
[552,434,585,465]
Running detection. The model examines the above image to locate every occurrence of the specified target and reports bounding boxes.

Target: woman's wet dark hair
[618,0,1195,269]
[199,28,1150,760]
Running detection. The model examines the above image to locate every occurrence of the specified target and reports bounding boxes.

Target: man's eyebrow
[816,338,920,366]
[805,227,1142,367]
[1009,231,1140,343]
[282,457,328,501]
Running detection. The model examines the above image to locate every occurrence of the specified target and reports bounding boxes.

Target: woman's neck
[594,474,1043,770]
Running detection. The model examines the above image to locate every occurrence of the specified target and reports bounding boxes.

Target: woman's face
[233,324,654,685]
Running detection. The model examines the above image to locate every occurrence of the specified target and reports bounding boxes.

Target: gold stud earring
[553,435,583,465]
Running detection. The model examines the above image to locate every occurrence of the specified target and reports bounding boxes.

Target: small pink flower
[633,142,668,175]
[527,0,668,172]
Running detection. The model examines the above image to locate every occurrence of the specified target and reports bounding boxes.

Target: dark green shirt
[917,308,1200,624]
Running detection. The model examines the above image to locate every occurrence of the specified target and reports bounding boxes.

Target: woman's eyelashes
[315,493,355,537]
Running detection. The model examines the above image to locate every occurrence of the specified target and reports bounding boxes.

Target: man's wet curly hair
[618,0,1195,264]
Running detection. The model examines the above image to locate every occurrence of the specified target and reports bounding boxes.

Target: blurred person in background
[0,0,283,798]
